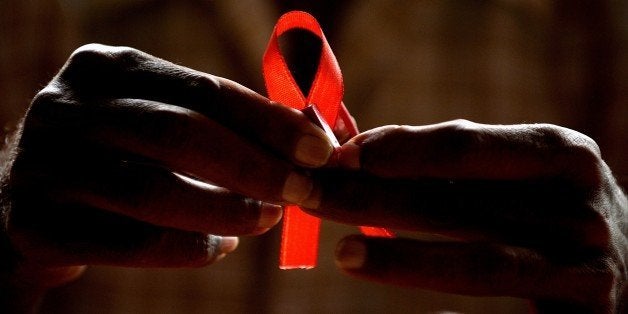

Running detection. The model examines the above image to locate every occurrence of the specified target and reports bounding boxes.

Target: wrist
[0,220,45,314]
[1,121,46,313]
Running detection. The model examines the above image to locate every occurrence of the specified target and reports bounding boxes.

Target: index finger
[300,170,601,247]
[336,120,603,186]
[57,44,335,168]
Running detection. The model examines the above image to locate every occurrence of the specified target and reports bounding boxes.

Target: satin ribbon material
[263,11,393,269]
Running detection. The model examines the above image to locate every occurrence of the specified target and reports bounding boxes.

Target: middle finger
[303,170,604,248]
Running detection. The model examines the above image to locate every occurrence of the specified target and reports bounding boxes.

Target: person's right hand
[0,44,335,289]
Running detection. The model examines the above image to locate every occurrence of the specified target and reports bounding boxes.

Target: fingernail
[219,236,239,254]
[294,134,334,167]
[253,203,283,234]
[337,142,361,170]
[335,237,367,270]
[282,171,314,204]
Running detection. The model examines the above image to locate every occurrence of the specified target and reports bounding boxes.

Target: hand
[0,44,336,292]
[300,120,628,312]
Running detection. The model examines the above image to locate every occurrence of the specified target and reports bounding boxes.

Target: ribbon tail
[265,11,394,270]
[279,205,321,269]
[359,226,395,237]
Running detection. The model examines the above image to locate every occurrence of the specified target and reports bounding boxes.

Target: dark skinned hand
[300,121,627,313]
[0,44,336,310]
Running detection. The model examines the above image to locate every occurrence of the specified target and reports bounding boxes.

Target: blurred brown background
[1,1,626,313]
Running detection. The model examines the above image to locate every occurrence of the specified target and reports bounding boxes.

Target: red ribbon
[263,11,393,269]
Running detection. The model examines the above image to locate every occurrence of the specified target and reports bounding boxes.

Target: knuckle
[431,119,483,159]
[69,44,112,60]
[534,124,604,183]
[27,88,62,122]
[67,44,140,68]
[66,44,116,71]
[31,86,63,106]
[565,136,602,169]
[175,74,223,118]
[448,118,476,127]
[188,75,222,102]
[23,85,78,134]
[438,119,480,142]
[535,124,600,161]
[140,231,216,267]
[185,234,222,266]
[61,44,142,86]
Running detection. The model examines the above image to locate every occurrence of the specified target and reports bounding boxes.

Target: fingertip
[257,203,283,228]
[209,236,238,264]
[295,105,340,167]
[200,235,238,265]
[219,236,239,254]
[337,142,361,170]
[294,133,334,167]
[335,236,367,270]
[282,171,315,205]
[251,203,283,235]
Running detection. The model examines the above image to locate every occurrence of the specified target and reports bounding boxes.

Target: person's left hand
[295,120,628,313]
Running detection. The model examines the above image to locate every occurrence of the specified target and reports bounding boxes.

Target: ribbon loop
[263,11,343,125]
[263,11,393,270]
